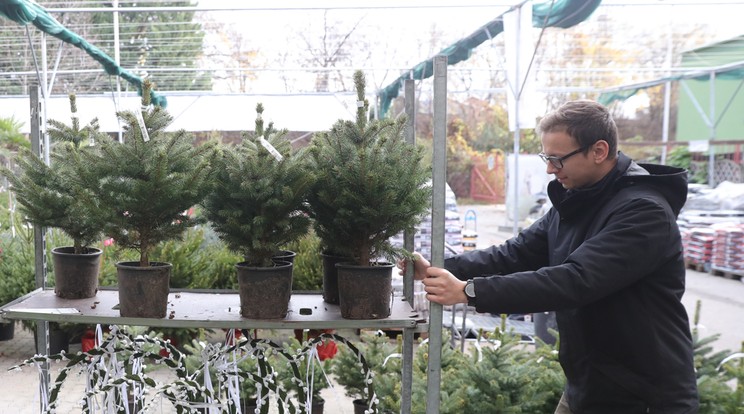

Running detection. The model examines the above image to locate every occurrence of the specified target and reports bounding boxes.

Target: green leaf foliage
[284,229,323,291]
[691,300,744,413]
[84,80,216,266]
[307,70,431,265]
[0,228,36,306]
[457,331,564,413]
[330,330,398,402]
[0,116,29,152]
[276,335,331,401]
[1,94,109,253]
[203,103,312,267]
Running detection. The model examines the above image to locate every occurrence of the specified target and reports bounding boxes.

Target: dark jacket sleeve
[444,211,552,280]
[470,197,678,315]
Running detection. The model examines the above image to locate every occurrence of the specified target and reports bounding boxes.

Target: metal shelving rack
[0,289,423,332]
[0,55,451,414]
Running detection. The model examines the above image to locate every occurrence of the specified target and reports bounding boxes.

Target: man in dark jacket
[408,100,699,413]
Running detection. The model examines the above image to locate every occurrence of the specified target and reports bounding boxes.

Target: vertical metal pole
[426,55,447,414]
[660,16,673,165]
[30,86,50,412]
[401,79,416,414]
[113,0,124,143]
[403,79,416,306]
[511,6,522,237]
[40,33,50,165]
[708,72,716,187]
[661,82,671,165]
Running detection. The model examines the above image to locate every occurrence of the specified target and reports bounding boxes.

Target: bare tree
[293,10,368,92]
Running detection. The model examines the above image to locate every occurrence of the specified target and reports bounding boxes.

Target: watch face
[465,280,475,297]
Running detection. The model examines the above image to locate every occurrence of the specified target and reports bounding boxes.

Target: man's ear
[592,140,610,163]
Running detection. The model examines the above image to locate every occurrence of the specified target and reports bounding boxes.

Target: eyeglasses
[538,146,589,169]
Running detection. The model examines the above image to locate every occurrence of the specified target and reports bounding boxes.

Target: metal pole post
[401,78,416,414]
[30,86,50,412]
[708,72,716,187]
[114,0,124,143]
[426,55,447,414]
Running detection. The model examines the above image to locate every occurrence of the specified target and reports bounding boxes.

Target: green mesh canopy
[377,0,602,117]
[0,0,167,107]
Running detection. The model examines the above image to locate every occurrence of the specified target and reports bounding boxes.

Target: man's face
[540,130,602,190]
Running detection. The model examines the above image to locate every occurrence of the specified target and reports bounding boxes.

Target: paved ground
[1,203,742,413]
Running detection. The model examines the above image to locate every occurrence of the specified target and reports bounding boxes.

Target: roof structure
[377,0,603,116]
[2,0,744,129]
[0,92,354,134]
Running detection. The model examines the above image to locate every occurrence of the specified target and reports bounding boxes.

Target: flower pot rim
[51,246,103,256]
[115,261,172,269]
[335,261,394,269]
[237,260,292,270]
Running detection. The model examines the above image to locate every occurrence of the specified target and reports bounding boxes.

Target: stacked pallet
[709,223,744,279]
[681,227,716,267]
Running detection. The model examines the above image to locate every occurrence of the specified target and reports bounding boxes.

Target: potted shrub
[329,331,396,413]
[1,94,107,299]
[307,70,430,319]
[279,335,331,414]
[203,103,312,319]
[84,80,215,318]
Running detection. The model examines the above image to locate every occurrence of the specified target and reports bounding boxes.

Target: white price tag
[135,110,150,142]
[259,137,283,161]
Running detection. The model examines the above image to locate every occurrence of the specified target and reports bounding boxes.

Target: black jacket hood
[548,152,688,218]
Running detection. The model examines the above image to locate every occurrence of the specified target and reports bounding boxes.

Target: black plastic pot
[0,321,14,341]
[52,246,102,299]
[116,261,171,318]
[237,260,293,319]
[353,399,370,414]
[336,262,393,319]
[311,397,325,414]
[34,324,69,354]
[272,249,297,264]
[321,252,352,305]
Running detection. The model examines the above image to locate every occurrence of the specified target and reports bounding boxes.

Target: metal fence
[619,140,743,186]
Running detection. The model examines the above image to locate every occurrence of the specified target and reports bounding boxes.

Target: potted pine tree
[307,71,430,319]
[84,80,215,318]
[2,94,107,299]
[203,103,312,319]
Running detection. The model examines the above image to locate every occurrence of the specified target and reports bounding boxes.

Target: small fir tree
[277,335,331,405]
[307,70,431,266]
[2,94,108,254]
[84,80,215,266]
[330,330,396,408]
[203,103,312,267]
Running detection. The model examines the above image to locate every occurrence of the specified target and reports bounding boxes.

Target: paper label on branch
[259,137,283,161]
[135,110,150,142]
[357,100,365,108]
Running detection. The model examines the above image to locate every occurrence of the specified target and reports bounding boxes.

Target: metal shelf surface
[0,288,424,330]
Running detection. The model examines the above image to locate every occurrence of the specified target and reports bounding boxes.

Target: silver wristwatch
[464,279,476,306]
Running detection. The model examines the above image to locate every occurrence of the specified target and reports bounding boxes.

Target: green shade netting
[377,0,603,117]
[598,67,744,106]
[0,0,167,107]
